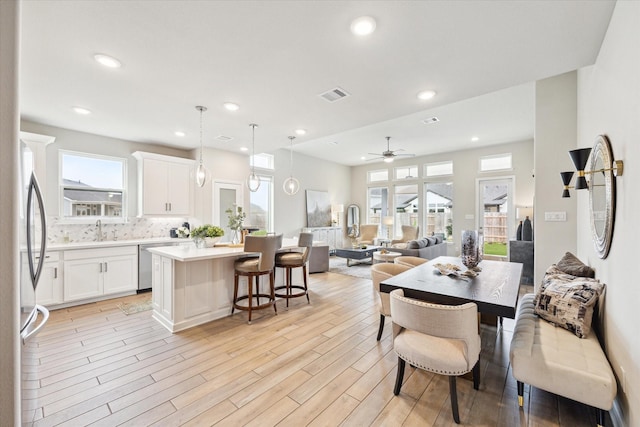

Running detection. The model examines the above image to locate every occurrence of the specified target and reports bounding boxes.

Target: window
[367,186,389,236]
[425,161,453,177]
[479,153,512,172]
[248,175,273,231]
[250,153,274,170]
[394,165,418,180]
[60,151,126,219]
[425,182,454,240]
[368,169,388,183]
[393,184,419,238]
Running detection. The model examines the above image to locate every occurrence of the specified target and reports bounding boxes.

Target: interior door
[213,181,243,242]
[477,177,514,258]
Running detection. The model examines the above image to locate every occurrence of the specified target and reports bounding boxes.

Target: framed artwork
[306,190,331,227]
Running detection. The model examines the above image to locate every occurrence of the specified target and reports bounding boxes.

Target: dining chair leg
[270,269,277,315]
[247,275,253,324]
[232,273,239,315]
[285,267,291,308]
[393,357,405,395]
[517,381,524,407]
[376,314,385,341]
[472,358,480,390]
[449,376,460,423]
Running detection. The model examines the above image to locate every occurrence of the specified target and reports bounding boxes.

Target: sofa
[389,235,447,259]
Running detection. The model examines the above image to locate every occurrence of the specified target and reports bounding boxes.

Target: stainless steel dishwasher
[138,241,182,292]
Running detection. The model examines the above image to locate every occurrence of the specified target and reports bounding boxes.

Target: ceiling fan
[367,136,415,163]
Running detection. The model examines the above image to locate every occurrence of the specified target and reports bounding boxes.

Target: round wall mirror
[589,135,616,258]
[346,204,360,237]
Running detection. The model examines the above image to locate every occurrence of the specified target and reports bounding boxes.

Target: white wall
[576,2,640,425]
[350,139,534,254]
[533,72,578,286]
[0,0,20,423]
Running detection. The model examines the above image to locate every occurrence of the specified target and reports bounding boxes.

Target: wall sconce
[560,143,623,198]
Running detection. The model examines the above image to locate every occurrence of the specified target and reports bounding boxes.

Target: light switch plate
[544,211,567,221]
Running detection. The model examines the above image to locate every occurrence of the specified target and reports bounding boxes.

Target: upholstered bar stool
[274,232,313,307]
[371,263,412,340]
[232,234,282,324]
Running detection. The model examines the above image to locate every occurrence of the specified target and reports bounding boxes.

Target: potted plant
[226,205,246,244]
[191,224,224,248]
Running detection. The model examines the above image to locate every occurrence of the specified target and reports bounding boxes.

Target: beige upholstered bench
[510,293,617,427]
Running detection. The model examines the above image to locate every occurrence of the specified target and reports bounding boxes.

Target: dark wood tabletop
[380,256,523,318]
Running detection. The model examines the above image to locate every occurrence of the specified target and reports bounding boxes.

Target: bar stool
[274,232,313,307]
[232,234,281,324]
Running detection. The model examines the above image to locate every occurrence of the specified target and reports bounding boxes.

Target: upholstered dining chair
[371,263,412,341]
[393,255,428,268]
[274,232,313,307]
[232,234,282,324]
[358,224,379,245]
[390,289,480,424]
[391,225,419,246]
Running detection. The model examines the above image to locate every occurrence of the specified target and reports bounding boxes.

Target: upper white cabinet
[133,151,195,217]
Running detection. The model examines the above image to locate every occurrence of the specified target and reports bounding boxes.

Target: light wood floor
[24,271,603,426]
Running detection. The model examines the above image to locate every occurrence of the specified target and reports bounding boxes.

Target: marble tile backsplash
[47,217,191,244]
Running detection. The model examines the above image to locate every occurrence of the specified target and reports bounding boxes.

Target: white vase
[204,237,222,248]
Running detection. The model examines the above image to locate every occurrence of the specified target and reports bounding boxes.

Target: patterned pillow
[556,252,595,278]
[533,276,605,338]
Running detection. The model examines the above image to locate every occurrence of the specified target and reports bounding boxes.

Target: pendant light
[283,135,300,195]
[247,123,261,192]
[195,106,209,187]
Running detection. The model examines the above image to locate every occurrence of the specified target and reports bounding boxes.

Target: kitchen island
[148,239,302,332]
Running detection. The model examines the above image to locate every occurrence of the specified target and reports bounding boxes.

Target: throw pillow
[426,236,437,246]
[533,276,605,338]
[556,252,595,278]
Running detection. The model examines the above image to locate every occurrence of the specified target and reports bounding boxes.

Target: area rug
[329,256,372,279]
[117,299,153,315]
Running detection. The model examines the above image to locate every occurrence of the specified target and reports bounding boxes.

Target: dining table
[380,255,523,319]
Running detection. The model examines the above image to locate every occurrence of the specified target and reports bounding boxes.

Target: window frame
[248,173,274,232]
[58,150,128,223]
[424,160,454,177]
[394,165,419,180]
[479,153,512,172]
[368,169,389,183]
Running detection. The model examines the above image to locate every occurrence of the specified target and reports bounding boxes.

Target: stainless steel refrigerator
[19,141,50,424]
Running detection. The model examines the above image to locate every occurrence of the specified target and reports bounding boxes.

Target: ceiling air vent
[319,87,350,102]
[215,135,233,142]
[422,116,440,125]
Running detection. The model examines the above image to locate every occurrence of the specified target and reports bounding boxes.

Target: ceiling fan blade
[367,152,381,156]
[393,148,406,153]
[394,153,415,158]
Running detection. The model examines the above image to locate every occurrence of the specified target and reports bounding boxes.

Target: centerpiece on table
[226,205,246,244]
[191,224,224,248]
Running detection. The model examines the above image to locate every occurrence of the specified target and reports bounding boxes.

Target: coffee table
[373,251,402,263]
[334,246,381,267]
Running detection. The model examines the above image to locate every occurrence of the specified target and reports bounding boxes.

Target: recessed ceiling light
[471,136,479,142]
[240,147,248,152]
[350,16,376,36]
[223,102,239,111]
[295,129,306,136]
[175,131,186,137]
[72,106,91,115]
[422,116,440,124]
[93,54,121,68]
[417,90,437,100]
[360,156,366,160]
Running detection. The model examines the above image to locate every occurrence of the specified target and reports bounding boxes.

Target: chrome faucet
[96,219,103,241]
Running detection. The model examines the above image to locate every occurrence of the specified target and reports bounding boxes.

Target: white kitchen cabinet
[132,151,194,217]
[63,246,138,302]
[34,251,63,306]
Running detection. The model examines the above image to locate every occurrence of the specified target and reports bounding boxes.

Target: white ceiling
[20,1,615,166]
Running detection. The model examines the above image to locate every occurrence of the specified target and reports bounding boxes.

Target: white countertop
[148,237,301,262]
[48,237,191,251]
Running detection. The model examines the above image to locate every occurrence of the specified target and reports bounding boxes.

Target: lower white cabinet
[63,246,138,302]
[302,226,343,250]
[34,251,63,306]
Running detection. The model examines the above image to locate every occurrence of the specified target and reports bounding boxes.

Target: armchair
[391,225,419,246]
[358,224,379,245]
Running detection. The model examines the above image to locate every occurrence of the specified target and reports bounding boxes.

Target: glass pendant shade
[247,172,260,192]
[195,105,208,187]
[283,176,300,195]
[283,135,299,196]
[247,123,260,192]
